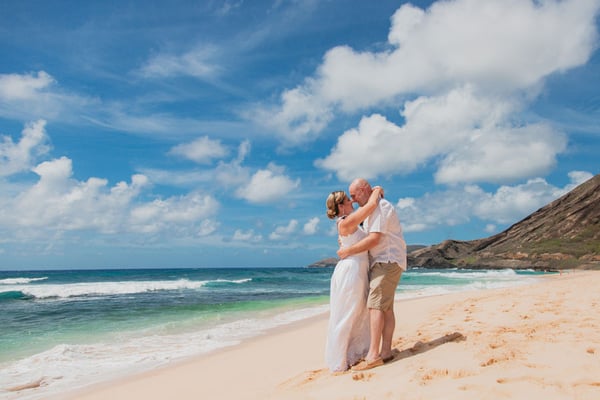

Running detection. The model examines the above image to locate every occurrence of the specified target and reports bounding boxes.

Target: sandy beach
[64,270,599,400]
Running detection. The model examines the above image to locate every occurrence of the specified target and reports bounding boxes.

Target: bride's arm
[339,186,382,230]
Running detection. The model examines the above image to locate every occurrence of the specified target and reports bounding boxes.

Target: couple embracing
[325,178,407,372]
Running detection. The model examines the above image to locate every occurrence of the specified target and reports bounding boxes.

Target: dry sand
[66,270,600,400]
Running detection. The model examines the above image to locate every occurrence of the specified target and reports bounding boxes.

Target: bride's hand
[373,185,384,198]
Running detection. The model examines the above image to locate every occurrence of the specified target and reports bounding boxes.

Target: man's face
[349,184,368,207]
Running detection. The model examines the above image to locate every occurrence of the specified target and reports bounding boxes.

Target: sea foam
[0,277,48,285]
[0,302,328,400]
[0,278,251,299]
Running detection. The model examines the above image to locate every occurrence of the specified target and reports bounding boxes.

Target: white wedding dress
[325,223,371,372]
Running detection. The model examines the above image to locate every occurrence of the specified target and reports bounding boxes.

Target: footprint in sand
[480,350,517,367]
[279,368,328,389]
[352,372,374,381]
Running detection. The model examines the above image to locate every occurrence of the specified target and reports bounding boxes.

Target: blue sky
[1,0,599,270]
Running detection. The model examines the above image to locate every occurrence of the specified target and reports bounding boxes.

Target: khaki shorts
[367,262,402,311]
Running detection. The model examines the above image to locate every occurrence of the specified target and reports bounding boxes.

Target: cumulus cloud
[303,0,597,114]
[435,122,567,184]
[214,140,253,187]
[0,71,97,122]
[235,162,300,203]
[232,228,263,242]
[317,87,568,183]
[0,71,55,100]
[473,172,592,223]
[129,192,219,234]
[140,139,299,210]
[0,119,50,176]
[6,156,149,233]
[303,217,319,235]
[246,86,333,146]
[197,219,219,236]
[395,171,594,232]
[169,136,229,164]
[269,219,298,240]
[0,123,221,240]
[253,0,598,183]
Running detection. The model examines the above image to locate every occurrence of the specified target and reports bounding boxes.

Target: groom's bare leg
[367,309,384,360]
[363,263,401,362]
[380,309,395,359]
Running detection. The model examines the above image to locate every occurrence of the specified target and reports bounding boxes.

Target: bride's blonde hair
[326,191,347,220]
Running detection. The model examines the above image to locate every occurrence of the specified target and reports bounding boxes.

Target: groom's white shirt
[364,198,407,271]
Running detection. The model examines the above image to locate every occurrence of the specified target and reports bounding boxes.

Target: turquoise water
[0,267,548,399]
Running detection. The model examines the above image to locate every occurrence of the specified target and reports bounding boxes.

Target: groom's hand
[337,247,349,259]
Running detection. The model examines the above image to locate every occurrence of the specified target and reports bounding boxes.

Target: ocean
[0,267,549,399]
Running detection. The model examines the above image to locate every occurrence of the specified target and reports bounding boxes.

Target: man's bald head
[349,178,372,206]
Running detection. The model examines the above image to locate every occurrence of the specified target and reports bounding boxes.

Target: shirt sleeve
[366,203,384,233]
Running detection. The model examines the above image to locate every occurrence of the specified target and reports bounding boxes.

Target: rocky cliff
[409,174,600,270]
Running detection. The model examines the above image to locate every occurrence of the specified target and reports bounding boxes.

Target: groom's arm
[337,232,381,259]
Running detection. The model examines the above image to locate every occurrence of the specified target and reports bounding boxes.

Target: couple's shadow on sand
[387,331,466,364]
[288,332,466,387]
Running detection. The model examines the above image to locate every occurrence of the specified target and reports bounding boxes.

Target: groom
[337,178,407,371]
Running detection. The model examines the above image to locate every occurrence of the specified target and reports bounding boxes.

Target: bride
[325,186,383,372]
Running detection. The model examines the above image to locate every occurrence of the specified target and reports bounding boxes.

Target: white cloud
[484,224,497,233]
[473,172,593,223]
[129,192,219,234]
[235,162,300,203]
[0,71,97,122]
[0,71,55,100]
[169,136,229,164]
[215,1,243,16]
[254,0,598,183]
[0,120,50,176]
[0,72,235,139]
[0,123,222,241]
[326,221,338,237]
[396,185,480,232]
[232,229,263,242]
[317,0,598,110]
[385,0,597,92]
[198,219,219,236]
[136,168,215,187]
[395,171,593,232]
[138,45,220,79]
[246,85,333,146]
[5,156,150,233]
[317,87,567,183]
[139,140,251,189]
[209,140,251,188]
[269,219,298,240]
[434,123,567,184]
[303,217,319,235]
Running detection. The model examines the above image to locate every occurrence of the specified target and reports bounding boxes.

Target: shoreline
[59,270,600,400]
[1,268,543,400]
[60,310,332,399]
